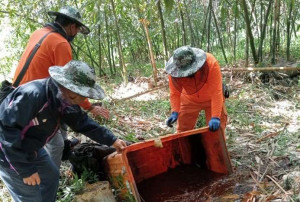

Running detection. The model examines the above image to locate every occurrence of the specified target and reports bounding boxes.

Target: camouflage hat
[49,60,105,100]
[165,46,207,77]
[48,6,90,35]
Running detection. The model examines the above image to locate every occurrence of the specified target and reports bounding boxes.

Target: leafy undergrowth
[0,72,299,202]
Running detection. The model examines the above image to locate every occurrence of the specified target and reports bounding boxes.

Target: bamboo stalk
[221,66,300,72]
[139,19,158,85]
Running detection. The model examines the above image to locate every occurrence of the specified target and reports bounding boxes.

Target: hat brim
[48,11,90,35]
[165,48,207,78]
[49,66,105,100]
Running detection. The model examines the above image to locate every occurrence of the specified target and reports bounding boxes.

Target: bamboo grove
[0,0,299,83]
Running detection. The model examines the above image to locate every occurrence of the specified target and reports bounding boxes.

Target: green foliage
[195,111,206,128]
[57,168,99,202]
[163,0,174,15]
[1,0,300,77]
[124,132,138,142]
[110,175,136,202]
[57,173,85,202]
[283,177,293,190]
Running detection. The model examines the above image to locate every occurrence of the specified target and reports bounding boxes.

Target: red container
[104,126,232,201]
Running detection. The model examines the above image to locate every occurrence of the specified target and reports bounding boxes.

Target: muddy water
[137,164,235,202]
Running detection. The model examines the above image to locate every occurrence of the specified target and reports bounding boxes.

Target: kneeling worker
[0,60,126,202]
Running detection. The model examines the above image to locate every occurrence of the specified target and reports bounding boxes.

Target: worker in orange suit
[165,46,229,174]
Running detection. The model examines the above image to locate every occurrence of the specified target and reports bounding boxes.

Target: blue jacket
[0,78,117,178]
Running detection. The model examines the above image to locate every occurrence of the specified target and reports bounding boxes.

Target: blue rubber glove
[208,117,220,131]
[166,112,179,127]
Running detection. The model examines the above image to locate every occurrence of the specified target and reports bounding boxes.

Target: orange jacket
[13,27,91,110]
[168,53,223,118]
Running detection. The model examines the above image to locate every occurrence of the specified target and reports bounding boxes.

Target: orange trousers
[176,96,230,174]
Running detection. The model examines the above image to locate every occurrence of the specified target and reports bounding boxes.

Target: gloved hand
[166,112,179,127]
[208,117,220,131]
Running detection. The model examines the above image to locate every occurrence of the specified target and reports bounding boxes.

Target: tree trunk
[258,0,273,63]
[200,1,209,48]
[240,0,258,64]
[269,14,273,58]
[110,0,127,84]
[84,37,95,68]
[104,7,113,75]
[210,1,228,64]
[245,29,249,67]
[110,35,116,75]
[248,0,260,37]
[286,0,293,61]
[275,0,281,56]
[206,0,212,52]
[271,0,279,64]
[183,0,195,46]
[233,0,238,63]
[178,2,187,46]
[157,0,169,61]
[176,20,180,48]
[140,19,158,86]
[98,23,103,76]
[130,0,149,63]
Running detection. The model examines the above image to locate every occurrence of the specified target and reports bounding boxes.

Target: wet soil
[137,164,236,202]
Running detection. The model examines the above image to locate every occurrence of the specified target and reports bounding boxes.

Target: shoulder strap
[13,31,54,87]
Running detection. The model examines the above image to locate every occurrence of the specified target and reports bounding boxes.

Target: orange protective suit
[13,27,91,110]
[168,53,227,132]
[168,53,230,174]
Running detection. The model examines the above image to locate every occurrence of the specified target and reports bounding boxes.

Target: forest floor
[96,69,300,202]
[0,69,299,202]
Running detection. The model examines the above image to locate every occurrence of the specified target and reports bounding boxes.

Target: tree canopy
[0,0,300,80]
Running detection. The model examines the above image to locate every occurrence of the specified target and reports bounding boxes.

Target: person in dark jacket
[0,60,126,202]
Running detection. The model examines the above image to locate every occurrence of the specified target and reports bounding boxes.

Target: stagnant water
[137,164,236,202]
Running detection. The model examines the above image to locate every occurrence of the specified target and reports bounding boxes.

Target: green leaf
[163,0,174,15]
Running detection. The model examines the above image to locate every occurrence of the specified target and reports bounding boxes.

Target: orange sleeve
[168,75,181,112]
[53,41,72,66]
[206,54,223,118]
[80,98,92,110]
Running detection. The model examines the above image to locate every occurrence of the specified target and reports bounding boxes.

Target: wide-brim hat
[49,60,105,100]
[48,6,90,35]
[165,46,207,78]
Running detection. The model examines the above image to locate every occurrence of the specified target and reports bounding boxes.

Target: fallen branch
[256,124,288,143]
[221,66,300,72]
[112,84,168,103]
[266,175,289,196]
[256,131,280,143]
[250,172,268,194]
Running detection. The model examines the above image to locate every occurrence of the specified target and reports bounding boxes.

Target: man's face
[67,90,86,105]
[72,24,81,35]
[66,23,81,41]
[60,87,86,105]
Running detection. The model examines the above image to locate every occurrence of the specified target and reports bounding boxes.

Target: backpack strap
[13,31,54,87]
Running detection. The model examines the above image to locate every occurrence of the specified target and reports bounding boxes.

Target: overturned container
[104,126,232,201]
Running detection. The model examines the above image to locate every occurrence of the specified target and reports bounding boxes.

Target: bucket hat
[49,60,105,99]
[48,6,90,35]
[165,46,207,77]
